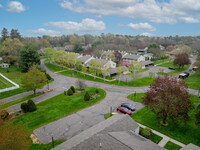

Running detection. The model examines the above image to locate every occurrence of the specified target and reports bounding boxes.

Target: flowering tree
[122,61,130,67]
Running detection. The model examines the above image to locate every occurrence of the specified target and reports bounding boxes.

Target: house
[122,53,145,62]
[53,115,165,150]
[144,53,154,60]
[138,47,148,54]
[0,63,10,68]
[160,45,165,50]
[141,60,154,68]
[86,58,116,69]
[78,55,94,65]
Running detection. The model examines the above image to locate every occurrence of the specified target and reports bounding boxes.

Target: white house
[122,53,145,62]
[0,63,10,68]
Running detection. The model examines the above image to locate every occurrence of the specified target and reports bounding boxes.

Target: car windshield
[124,108,129,111]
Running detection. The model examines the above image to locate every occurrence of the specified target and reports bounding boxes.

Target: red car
[117,106,132,115]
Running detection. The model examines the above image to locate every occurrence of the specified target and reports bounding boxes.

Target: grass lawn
[105,113,114,119]
[164,141,182,150]
[185,72,200,90]
[29,140,63,150]
[0,93,42,109]
[157,61,190,76]
[12,87,106,133]
[0,75,14,89]
[153,59,171,65]
[127,93,145,103]
[131,94,200,146]
[139,127,163,144]
[45,61,155,87]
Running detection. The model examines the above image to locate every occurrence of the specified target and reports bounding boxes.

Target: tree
[1,28,9,42]
[148,43,160,49]
[0,123,31,150]
[76,79,86,90]
[143,76,193,125]
[103,52,116,62]
[20,44,40,72]
[10,29,21,40]
[70,86,75,93]
[101,68,109,82]
[73,43,83,53]
[117,65,126,84]
[173,53,191,70]
[84,91,90,101]
[27,100,37,112]
[149,71,155,78]
[0,38,23,65]
[89,59,101,79]
[67,88,73,96]
[195,104,200,125]
[129,61,143,84]
[114,51,122,64]
[81,65,88,76]
[43,48,56,63]
[21,66,47,95]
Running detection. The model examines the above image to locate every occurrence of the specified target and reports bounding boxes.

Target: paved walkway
[138,123,186,148]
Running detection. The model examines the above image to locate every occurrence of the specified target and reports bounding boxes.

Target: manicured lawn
[12,87,106,132]
[0,93,41,109]
[139,127,163,144]
[157,61,190,76]
[131,95,200,146]
[185,72,200,90]
[0,75,14,89]
[127,93,145,103]
[29,140,63,150]
[45,61,155,87]
[105,113,114,119]
[153,59,171,65]
[164,141,182,150]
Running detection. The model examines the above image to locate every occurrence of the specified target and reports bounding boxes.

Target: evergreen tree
[84,91,90,101]
[1,28,9,42]
[10,29,21,40]
[27,100,37,112]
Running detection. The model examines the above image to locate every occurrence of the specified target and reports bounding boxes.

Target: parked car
[178,72,190,79]
[168,67,175,70]
[121,103,135,111]
[117,106,132,115]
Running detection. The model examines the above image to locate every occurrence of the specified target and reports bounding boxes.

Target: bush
[140,127,152,139]
[21,102,29,113]
[45,73,51,81]
[27,100,37,112]
[67,88,73,96]
[70,86,75,93]
[0,110,9,120]
[84,91,90,101]
[95,89,99,94]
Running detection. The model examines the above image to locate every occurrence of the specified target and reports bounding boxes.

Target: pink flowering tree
[122,61,130,67]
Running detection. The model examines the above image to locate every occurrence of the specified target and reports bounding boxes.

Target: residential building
[122,53,145,62]
[0,63,10,68]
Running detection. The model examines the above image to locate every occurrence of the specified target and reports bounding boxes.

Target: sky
[1,0,200,37]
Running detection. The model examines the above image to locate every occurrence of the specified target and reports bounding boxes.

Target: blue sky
[1,0,200,37]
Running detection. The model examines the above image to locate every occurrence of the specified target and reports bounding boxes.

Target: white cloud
[0,4,3,8]
[140,32,153,37]
[128,22,156,32]
[180,17,199,23]
[27,28,61,36]
[59,0,200,24]
[7,1,26,13]
[44,18,106,32]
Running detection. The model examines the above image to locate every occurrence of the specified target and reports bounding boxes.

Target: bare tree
[76,79,86,90]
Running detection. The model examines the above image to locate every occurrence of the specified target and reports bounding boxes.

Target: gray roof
[181,143,200,150]
[53,115,165,150]
[123,54,140,60]
[78,55,92,63]
[141,60,154,66]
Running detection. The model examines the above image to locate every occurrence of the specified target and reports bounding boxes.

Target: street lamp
[51,133,54,148]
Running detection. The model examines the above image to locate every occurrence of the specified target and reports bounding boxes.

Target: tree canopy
[173,53,191,69]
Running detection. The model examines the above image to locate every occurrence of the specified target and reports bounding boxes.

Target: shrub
[21,102,29,113]
[27,100,37,112]
[84,91,90,101]
[140,127,152,139]
[45,73,51,81]
[70,86,75,93]
[95,89,99,94]
[67,88,73,96]
[0,110,9,120]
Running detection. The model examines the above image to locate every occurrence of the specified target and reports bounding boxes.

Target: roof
[123,54,141,60]
[141,60,154,66]
[180,143,200,150]
[78,55,92,63]
[53,115,165,150]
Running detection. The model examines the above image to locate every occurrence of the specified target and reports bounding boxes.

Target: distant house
[78,55,94,65]
[141,60,154,68]
[138,47,148,53]
[160,45,165,50]
[122,53,145,62]
[144,53,154,60]
[53,115,165,150]
[0,63,10,68]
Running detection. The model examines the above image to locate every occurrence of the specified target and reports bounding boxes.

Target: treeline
[1,27,200,54]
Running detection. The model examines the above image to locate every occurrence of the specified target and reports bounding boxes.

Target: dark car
[168,67,175,70]
[117,106,132,115]
[178,72,190,79]
[121,103,135,111]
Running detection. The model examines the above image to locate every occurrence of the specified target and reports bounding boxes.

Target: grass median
[185,71,200,90]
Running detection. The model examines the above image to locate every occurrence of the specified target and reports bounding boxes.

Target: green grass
[0,93,41,109]
[153,59,171,65]
[164,141,182,150]
[157,61,190,76]
[127,93,145,103]
[105,113,114,119]
[0,75,14,89]
[29,140,63,150]
[12,87,106,133]
[185,72,200,90]
[139,127,163,144]
[131,94,200,146]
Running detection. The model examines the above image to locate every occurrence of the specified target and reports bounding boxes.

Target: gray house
[53,115,165,150]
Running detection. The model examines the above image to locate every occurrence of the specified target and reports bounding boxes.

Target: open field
[131,94,200,146]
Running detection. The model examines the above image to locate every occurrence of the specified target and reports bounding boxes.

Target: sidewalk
[138,123,186,148]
